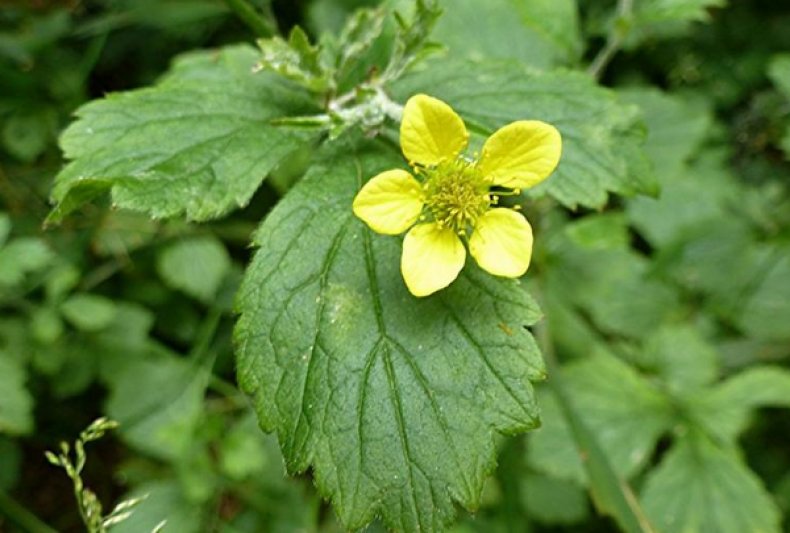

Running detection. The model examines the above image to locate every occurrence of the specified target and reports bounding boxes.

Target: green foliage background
[1,0,790,532]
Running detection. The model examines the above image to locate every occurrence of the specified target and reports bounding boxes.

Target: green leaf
[108,480,202,533]
[0,213,10,247]
[235,139,546,532]
[105,353,210,460]
[528,351,673,485]
[430,0,582,69]
[60,293,118,332]
[392,60,655,209]
[256,26,335,94]
[521,472,588,526]
[638,325,719,394]
[49,45,319,223]
[547,217,680,338]
[0,350,33,436]
[627,148,739,248]
[624,0,727,46]
[641,433,781,533]
[0,237,54,287]
[770,55,790,157]
[737,246,790,341]
[618,88,712,183]
[688,366,790,445]
[157,235,231,303]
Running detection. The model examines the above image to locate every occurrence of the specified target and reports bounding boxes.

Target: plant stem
[587,0,634,80]
[223,0,278,38]
[0,490,58,533]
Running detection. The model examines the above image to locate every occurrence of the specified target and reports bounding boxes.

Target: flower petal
[400,94,469,167]
[478,120,562,189]
[401,223,466,297]
[353,169,424,235]
[469,208,533,278]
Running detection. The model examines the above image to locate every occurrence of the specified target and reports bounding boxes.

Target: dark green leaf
[235,139,546,532]
[50,45,319,223]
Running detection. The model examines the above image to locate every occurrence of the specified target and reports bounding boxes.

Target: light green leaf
[108,480,202,533]
[157,235,231,303]
[0,237,54,287]
[256,26,335,94]
[0,213,10,247]
[392,60,655,209]
[105,354,209,460]
[618,88,712,182]
[547,217,680,338]
[737,247,790,341]
[60,293,118,332]
[235,139,546,532]
[627,148,739,248]
[521,472,588,526]
[429,0,582,69]
[688,366,790,445]
[528,351,673,485]
[624,0,727,46]
[49,45,319,223]
[638,325,719,394]
[0,350,33,436]
[641,433,781,533]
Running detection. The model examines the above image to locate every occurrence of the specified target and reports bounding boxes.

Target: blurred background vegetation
[1,0,789,531]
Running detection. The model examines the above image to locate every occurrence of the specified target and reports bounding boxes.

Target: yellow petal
[400,94,469,167]
[401,223,466,297]
[469,208,533,278]
[353,169,424,235]
[478,120,562,189]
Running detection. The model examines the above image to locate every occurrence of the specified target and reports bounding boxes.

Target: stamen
[422,159,491,234]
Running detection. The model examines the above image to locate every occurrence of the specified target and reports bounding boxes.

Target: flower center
[422,159,490,235]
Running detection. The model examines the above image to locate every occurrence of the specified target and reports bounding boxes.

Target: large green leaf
[641,433,781,533]
[528,351,673,485]
[429,0,582,69]
[688,366,790,445]
[50,45,319,223]
[235,138,546,532]
[391,60,654,209]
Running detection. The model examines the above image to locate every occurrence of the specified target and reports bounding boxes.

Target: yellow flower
[353,94,562,297]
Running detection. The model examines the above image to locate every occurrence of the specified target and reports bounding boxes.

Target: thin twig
[223,0,278,38]
[587,0,635,80]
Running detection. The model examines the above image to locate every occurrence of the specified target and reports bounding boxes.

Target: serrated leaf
[50,45,319,223]
[528,351,673,485]
[429,0,582,69]
[0,350,33,436]
[157,235,231,303]
[392,60,655,209]
[235,139,546,532]
[641,433,781,533]
[256,27,335,94]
